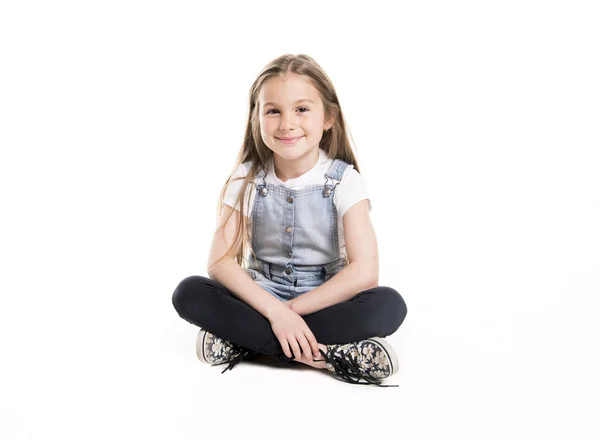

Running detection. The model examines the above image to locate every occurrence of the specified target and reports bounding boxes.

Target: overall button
[287,196,294,203]
[285,226,293,233]
[286,251,292,258]
[284,267,292,275]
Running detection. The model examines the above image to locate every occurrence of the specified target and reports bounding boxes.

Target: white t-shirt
[223,148,371,260]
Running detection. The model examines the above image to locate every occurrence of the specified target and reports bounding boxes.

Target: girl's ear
[325,116,334,131]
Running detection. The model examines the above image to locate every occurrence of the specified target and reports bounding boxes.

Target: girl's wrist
[263,299,285,321]
[284,299,296,312]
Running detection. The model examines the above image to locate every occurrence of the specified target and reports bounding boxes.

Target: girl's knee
[376,286,408,333]
[171,275,210,314]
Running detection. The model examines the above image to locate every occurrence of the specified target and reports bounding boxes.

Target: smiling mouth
[277,136,303,144]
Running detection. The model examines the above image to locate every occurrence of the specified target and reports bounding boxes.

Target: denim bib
[245,158,350,301]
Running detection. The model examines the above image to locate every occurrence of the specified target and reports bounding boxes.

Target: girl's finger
[276,336,291,358]
[304,329,320,357]
[287,336,302,361]
[296,334,313,361]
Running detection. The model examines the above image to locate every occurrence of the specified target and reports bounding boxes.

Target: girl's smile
[277,135,304,145]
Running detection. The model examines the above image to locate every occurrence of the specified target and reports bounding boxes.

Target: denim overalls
[245,158,350,301]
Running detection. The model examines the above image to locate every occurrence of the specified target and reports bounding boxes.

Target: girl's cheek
[259,123,271,135]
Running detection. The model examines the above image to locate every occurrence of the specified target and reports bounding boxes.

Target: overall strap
[256,167,268,197]
[256,168,267,181]
[325,158,349,181]
[322,158,350,197]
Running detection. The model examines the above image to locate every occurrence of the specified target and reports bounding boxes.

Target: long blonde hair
[206,53,361,274]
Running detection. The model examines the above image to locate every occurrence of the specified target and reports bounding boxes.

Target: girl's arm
[288,199,379,316]
[207,205,286,321]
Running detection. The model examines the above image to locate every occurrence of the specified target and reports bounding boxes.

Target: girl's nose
[279,113,296,131]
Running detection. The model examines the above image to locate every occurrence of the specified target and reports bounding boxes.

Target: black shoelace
[317,346,398,388]
[219,345,398,388]
[220,347,254,373]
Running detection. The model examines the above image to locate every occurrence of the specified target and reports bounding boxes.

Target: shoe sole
[196,329,210,363]
[367,337,399,376]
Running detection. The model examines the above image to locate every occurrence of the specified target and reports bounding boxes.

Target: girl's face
[258,73,332,164]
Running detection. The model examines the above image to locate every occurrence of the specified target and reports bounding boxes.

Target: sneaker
[318,337,400,387]
[196,328,252,373]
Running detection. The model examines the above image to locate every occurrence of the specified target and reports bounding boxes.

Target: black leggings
[172,275,408,363]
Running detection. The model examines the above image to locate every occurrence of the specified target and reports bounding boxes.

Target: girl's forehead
[259,74,321,104]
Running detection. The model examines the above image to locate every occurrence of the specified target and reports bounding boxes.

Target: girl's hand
[268,306,320,360]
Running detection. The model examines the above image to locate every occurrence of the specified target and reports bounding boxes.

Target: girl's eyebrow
[263,98,315,107]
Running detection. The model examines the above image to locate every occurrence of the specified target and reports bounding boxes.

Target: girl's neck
[273,148,320,183]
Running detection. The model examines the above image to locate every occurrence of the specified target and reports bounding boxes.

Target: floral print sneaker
[196,329,252,373]
[319,337,400,387]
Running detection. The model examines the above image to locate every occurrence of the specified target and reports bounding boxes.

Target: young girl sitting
[172,53,408,387]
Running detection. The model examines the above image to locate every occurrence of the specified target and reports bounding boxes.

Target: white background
[1,1,598,438]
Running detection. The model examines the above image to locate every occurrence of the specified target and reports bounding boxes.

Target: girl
[172,54,408,387]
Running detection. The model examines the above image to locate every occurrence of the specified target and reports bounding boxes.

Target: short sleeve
[223,162,253,215]
[334,166,371,218]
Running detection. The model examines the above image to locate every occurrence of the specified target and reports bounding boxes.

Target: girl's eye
[265,107,309,115]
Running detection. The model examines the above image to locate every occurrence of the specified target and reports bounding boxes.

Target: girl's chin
[270,143,316,154]
[273,148,311,159]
